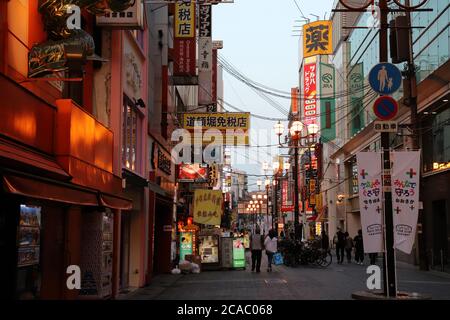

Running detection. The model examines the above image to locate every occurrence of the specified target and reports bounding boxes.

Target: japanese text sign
[175,1,195,38]
[303,63,317,126]
[356,152,384,253]
[193,190,223,226]
[174,1,196,76]
[303,20,333,58]
[391,151,421,254]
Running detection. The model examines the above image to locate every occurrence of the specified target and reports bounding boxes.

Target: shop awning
[3,174,98,206]
[3,173,134,211]
[0,139,70,180]
[307,206,328,222]
[148,181,167,197]
[99,193,133,210]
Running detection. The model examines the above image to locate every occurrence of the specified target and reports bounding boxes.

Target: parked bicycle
[278,239,332,268]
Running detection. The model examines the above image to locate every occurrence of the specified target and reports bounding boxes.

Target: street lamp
[257,179,262,190]
[274,120,319,241]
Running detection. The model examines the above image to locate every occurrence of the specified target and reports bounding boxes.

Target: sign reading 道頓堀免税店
[182,112,250,146]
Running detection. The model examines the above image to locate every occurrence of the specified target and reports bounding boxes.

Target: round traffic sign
[373,96,399,121]
[369,62,402,95]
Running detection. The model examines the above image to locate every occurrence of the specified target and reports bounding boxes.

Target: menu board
[180,232,193,261]
[232,238,245,268]
[101,212,113,297]
[243,234,250,249]
[199,235,219,264]
[17,205,41,267]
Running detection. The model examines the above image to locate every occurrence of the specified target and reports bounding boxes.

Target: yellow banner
[303,20,332,58]
[175,2,195,38]
[183,113,250,130]
[193,190,223,226]
[316,193,323,213]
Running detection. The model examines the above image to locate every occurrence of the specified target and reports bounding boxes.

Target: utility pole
[378,0,397,298]
[336,0,432,299]
[404,0,428,271]
[293,142,300,240]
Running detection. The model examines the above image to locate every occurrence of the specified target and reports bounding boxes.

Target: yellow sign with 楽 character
[303,20,332,58]
[193,189,223,226]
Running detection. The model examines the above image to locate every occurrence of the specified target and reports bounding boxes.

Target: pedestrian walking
[354,230,364,265]
[321,230,329,251]
[335,227,345,264]
[264,229,278,272]
[369,252,378,265]
[250,226,264,273]
[344,232,354,263]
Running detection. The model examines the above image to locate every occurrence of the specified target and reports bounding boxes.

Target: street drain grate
[264,279,287,285]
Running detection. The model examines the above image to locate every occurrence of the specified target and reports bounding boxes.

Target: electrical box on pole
[390,15,410,64]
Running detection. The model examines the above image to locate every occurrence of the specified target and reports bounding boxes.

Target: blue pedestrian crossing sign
[369,62,402,95]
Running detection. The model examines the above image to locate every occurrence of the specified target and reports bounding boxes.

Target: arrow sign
[373,96,399,121]
[369,62,402,95]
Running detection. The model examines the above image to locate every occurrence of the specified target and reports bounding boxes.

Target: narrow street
[123,252,450,300]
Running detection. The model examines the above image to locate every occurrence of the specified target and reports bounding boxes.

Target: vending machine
[232,237,246,269]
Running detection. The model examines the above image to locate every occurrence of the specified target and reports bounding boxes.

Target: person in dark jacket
[344,232,354,263]
[250,226,264,272]
[335,227,345,264]
[321,230,329,250]
[354,229,364,265]
[369,253,378,265]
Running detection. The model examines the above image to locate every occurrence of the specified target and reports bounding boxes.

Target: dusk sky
[214,0,335,190]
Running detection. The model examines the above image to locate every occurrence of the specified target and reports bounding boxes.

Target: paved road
[124,251,450,300]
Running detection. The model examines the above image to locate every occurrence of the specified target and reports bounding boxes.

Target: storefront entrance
[153,198,173,274]
[119,213,130,292]
[432,200,449,269]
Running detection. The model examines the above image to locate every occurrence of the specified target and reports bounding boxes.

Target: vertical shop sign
[320,63,336,141]
[212,48,218,104]
[174,1,196,76]
[356,152,384,253]
[391,151,421,254]
[303,63,317,127]
[349,62,365,136]
[180,232,193,261]
[291,87,299,115]
[198,3,213,105]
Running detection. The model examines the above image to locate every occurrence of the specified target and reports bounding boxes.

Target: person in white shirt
[264,229,278,272]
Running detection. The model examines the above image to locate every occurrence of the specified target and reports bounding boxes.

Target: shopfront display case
[16,205,42,299]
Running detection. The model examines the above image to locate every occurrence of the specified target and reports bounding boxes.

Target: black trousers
[369,253,378,265]
[345,248,352,262]
[355,250,364,263]
[251,250,262,271]
[336,245,345,263]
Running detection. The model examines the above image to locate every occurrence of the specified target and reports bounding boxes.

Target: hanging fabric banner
[391,151,421,254]
[356,152,384,253]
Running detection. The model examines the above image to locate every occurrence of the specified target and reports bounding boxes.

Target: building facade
[325,0,450,268]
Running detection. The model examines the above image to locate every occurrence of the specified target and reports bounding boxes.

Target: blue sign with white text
[369,63,402,95]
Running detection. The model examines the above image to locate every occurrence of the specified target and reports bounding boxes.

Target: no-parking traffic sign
[373,96,399,121]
